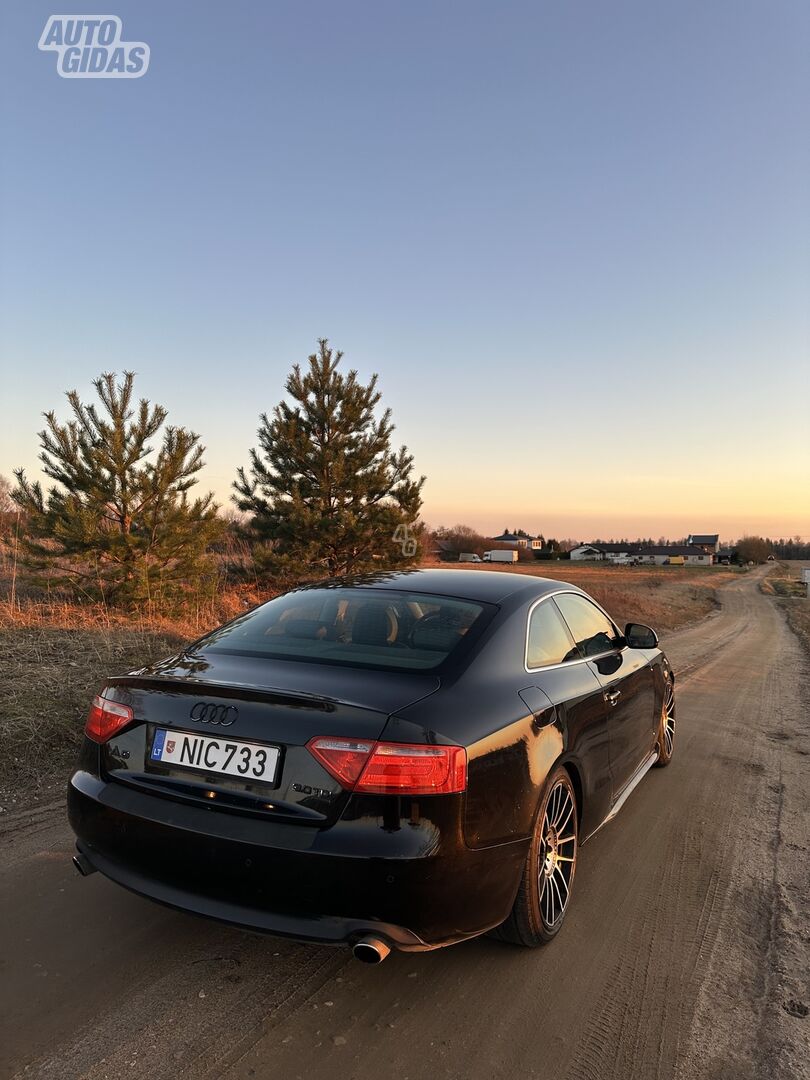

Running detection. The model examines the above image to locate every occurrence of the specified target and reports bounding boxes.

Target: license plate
[150,729,280,784]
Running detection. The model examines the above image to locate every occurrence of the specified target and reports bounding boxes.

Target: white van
[483,550,518,563]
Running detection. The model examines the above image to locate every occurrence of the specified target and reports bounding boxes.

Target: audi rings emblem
[189,702,238,726]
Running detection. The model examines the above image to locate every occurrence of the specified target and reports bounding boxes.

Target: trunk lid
[99,651,440,827]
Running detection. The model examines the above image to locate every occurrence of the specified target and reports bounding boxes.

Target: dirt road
[2,567,808,1080]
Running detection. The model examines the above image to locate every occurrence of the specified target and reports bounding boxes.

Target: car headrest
[351,604,394,646]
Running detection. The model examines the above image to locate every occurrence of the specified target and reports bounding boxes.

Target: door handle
[605,689,622,706]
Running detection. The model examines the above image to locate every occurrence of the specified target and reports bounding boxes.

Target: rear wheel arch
[525,754,583,839]
[561,760,584,831]
[661,655,675,687]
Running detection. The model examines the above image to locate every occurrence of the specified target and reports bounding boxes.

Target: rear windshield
[197,587,492,671]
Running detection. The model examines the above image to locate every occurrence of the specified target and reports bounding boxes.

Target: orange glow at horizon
[418,465,810,543]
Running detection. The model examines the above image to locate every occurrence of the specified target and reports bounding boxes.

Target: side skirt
[582,748,659,842]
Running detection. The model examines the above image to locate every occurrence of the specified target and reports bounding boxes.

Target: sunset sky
[2,1,808,543]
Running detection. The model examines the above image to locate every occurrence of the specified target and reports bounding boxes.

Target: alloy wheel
[663,683,675,757]
[538,779,577,929]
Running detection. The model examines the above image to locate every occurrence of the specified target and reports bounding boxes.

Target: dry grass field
[782,602,810,657]
[0,626,184,803]
[763,561,810,658]
[420,560,742,632]
[0,561,744,803]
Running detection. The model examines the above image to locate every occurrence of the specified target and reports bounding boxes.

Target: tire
[654,676,675,767]
[493,765,578,947]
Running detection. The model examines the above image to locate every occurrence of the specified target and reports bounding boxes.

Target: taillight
[307,737,467,795]
[85,694,134,743]
[306,738,374,789]
[358,743,467,795]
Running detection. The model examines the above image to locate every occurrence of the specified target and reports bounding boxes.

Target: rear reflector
[85,694,134,743]
[307,737,466,795]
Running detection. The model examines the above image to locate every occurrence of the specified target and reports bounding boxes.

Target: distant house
[687,533,720,555]
[570,542,713,565]
[490,531,544,551]
[431,540,459,562]
[570,543,641,561]
[569,544,596,561]
[635,545,713,566]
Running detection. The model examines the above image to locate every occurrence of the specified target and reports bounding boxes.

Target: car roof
[302,567,580,604]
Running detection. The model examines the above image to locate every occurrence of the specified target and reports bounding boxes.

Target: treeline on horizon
[425,525,804,563]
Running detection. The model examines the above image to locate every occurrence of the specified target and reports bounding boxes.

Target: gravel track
[2,566,807,1080]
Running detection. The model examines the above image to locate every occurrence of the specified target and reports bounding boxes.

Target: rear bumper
[73,839,435,950]
[68,770,527,951]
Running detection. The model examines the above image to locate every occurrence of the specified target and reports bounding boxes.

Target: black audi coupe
[68,569,675,962]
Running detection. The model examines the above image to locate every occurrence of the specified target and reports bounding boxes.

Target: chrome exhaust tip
[352,937,391,964]
[72,851,97,877]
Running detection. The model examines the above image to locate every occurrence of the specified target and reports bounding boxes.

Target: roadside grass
[760,565,807,598]
[0,589,260,639]
[0,626,184,803]
[763,562,810,658]
[778,602,810,659]
[770,580,805,597]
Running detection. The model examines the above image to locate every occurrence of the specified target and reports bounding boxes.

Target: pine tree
[0,474,15,539]
[13,372,223,606]
[234,340,425,580]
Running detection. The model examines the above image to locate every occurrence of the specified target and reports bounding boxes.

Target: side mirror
[625,622,658,649]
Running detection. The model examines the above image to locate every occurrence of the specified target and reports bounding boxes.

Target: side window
[526,599,581,668]
[554,594,619,659]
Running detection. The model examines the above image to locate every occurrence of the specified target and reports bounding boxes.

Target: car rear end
[68,586,524,953]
